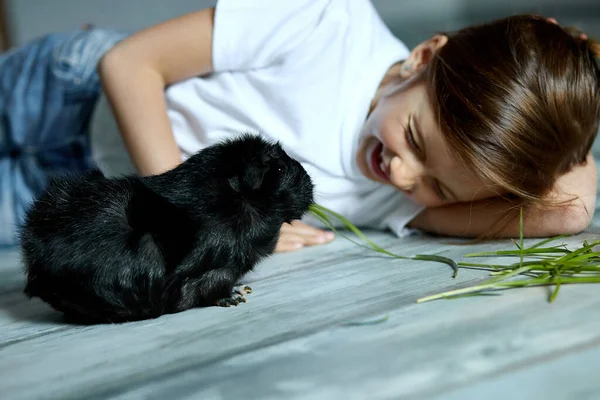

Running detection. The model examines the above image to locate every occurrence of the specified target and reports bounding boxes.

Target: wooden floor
[2,210,600,400]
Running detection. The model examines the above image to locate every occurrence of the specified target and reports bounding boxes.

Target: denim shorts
[0,28,127,246]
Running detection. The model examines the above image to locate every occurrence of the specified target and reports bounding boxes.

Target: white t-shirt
[89,0,425,237]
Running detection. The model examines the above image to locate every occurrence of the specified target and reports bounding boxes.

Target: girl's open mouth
[370,141,389,182]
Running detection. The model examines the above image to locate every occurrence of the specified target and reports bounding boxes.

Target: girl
[1,0,599,251]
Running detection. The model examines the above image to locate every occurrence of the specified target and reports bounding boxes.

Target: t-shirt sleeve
[383,200,427,238]
[212,0,334,71]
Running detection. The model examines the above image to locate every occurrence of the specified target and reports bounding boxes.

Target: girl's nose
[389,156,424,192]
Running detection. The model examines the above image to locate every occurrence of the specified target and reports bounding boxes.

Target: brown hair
[426,15,600,238]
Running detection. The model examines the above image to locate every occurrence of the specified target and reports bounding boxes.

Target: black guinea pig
[19,134,314,324]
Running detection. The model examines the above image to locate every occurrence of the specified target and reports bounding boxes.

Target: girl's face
[356,57,499,208]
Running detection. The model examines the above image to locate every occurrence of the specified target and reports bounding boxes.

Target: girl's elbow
[553,204,595,236]
[572,207,594,234]
[97,45,126,80]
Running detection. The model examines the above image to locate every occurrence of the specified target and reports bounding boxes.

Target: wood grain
[1,227,599,399]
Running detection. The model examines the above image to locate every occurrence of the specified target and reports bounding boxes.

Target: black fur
[19,134,314,323]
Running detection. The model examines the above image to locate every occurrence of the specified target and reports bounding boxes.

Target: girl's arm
[98,6,337,251]
[98,8,216,176]
[407,153,598,237]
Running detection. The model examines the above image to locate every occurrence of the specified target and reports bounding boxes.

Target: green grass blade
[519,207,524,267]
[416,266,532,303]
[309,204,407,257]
[549,280,561,303]
[493,276,600,287]
[464,248,571,257]
[417,275,600,304]
[556,240,600,262]
[412,255,459,278]
[529,235,571,249]
[308,203,599,306]
[308,204,458,277]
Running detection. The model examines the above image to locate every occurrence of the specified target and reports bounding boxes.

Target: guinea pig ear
[228,175,241,193]
[228,162,270,192]
[241,163,269,191]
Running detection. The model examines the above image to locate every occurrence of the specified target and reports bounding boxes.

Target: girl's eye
[435,180,447,201]
[405,121,420,153]
[405,116,447,202]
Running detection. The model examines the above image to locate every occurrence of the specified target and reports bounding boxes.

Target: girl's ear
[400,34,448,78]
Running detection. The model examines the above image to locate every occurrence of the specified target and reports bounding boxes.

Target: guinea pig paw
[233,285,253,296]
[215,294,247,307]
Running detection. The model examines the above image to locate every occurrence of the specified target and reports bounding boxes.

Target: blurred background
[1,0,599,51]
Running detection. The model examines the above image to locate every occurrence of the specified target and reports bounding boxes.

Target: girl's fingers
[281,220,335,241]
[275,224,336,253]
[275,232,307,252]
[275,239,304,253]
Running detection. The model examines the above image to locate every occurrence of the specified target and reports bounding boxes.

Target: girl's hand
[275,221,335,253]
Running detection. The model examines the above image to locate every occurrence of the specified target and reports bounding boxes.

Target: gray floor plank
[429,341,600,400]
[103,284,600,400]
[1,230,599,399]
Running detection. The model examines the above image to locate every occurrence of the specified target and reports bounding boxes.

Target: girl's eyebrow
[413,117,459,202]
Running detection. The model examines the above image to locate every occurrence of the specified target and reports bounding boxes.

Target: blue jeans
[0,28,126,247]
